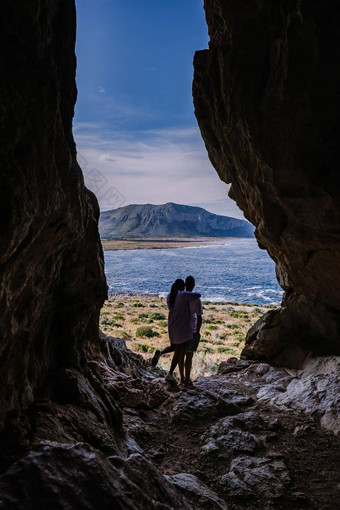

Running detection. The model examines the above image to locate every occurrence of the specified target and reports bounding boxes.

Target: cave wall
[193,0,340,361]
[0,0,107,431]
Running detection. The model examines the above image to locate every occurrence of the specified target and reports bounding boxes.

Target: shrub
[135,326,160,338]
[149,312,166,321]
[113,330,130,340]
[110,322,123,328]
[138,313,149,319]
[206,324,218,330]
[113,313,124,320]
[133,343,156,353]
[133,302,143,308]
[129,318,139,324]
[217,346,238,354]
[201,346,214,354]
[158,320,168,328]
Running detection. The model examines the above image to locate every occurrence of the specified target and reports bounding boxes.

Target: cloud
[74,122,244,218]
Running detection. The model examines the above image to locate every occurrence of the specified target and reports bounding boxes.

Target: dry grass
[100,295,275,379]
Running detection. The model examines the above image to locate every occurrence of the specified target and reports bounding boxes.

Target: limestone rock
[257,356,340,434]
[170,388,244,424]
[166,473,228,510]
[201,412,281,456]
[193,0,340,360]
[0,1,107,431]
[220,454,291,500]
[218,357,251,375]
[0,442,191,509]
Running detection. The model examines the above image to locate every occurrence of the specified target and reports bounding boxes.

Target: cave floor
[123,364,340,510]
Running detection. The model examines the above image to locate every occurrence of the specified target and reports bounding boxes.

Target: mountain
[99,203,254,239]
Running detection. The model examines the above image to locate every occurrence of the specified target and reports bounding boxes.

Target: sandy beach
[102,237,233,251]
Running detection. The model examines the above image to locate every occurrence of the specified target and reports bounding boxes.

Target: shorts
[183,333,201,352]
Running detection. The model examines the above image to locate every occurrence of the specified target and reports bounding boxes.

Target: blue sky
[74,0,244,218]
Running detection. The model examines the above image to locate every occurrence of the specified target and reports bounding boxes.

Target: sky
[74,0,244,219]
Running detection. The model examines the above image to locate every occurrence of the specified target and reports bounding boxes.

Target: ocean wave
[104,238,283,306]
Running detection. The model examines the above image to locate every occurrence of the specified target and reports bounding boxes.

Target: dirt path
[123,367,340,510]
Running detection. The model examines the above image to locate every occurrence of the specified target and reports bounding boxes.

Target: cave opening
[73,1,284,377]
[1,2,340,508]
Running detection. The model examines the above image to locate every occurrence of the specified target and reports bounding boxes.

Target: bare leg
[169,344,185,375]
[152,344,174,367]
[184,351,194,383]
[161,345,175,356]
[178,353,185,383]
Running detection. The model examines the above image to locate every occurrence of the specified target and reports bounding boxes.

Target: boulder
[0,443,191,509]
[220,454,291,500]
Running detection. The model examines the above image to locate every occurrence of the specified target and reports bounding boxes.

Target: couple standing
[152,275,203,388]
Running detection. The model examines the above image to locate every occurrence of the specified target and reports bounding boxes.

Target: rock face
[1,1,340,508]
[99,202,254,239]
[0,2,107,430]
[193,1,340,360]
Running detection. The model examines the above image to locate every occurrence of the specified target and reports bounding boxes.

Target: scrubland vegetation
[100,295,275,378]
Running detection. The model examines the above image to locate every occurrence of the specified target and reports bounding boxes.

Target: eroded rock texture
[193,1,340,361]
[0,4,196,507]
[0,2,107,431]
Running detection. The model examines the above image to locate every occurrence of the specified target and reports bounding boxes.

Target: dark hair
[169,279,185,307]
[185,275,195,288]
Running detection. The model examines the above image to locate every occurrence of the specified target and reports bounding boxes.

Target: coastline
[107,291,274,310]
[102,237,236,251]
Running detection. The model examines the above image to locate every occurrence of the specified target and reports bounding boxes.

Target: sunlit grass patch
[112,330,130,340]
[135,326,160,338]
[132,342,156,353]
[148,312,166,320]
[101,297,274,379]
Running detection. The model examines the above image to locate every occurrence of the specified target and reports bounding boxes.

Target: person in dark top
[152,276,202,387]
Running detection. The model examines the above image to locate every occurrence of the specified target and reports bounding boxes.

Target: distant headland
[99,202,254,250]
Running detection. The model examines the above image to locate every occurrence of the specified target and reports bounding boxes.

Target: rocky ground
[121,353,340,510]
[0,334,338,509]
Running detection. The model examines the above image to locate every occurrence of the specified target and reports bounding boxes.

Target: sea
[104,238,283,306]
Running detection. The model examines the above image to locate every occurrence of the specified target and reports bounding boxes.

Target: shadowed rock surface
[0,0,107,431]
[193,0,340,361]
